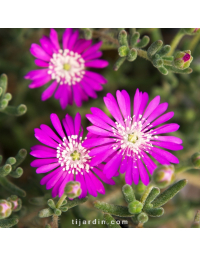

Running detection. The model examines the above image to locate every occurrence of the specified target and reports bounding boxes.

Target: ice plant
[30,113,115,198]
[25,28,108,109]
[83,89,183,186]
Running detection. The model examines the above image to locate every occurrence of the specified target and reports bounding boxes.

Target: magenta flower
[83,89,183,186]
[25,28,108,109]
[30,113,115,198]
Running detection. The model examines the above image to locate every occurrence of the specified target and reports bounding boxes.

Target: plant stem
[168,29,184,55]
[137,49,149,60]
[56,194,67,209]
[51,215,59,228]
[189,33,200,52]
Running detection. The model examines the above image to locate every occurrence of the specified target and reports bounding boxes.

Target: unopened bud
[173,50,193,70]
[152,165,175,188]
[7,195,22,212]
[191,152,200,167]
[0,200,12,219]
[128,200,143,214]
[64,181,81,199]
[137,212,148,224]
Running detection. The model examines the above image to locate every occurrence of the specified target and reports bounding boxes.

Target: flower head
[0,200,12,219]
[25,28,108,109]
[83,89,183,186]
[152,165,175,188]
[173,50,193,70]
[30,113,115,198]
[7,195,22,212]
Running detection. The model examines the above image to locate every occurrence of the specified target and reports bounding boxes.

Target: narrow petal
[125,157,133,185]
[67,30,79,50]
[86,114,113,131]
[74,112,81,136]
[92,167,115,185]
[87,126,114,137]
[41,81,58,101]
[104,96,124,125]
[152,123,180,135]
[72,84,82,107]
[62,28,73,49]
[140,151,157,175]
[82,137,114,148]
[31,158,58,168]
[103,153,123,179]
[153,135,183,144]
[120,155,128,174]
[40,35,55,56]
[80,79,97,98]
[90,107,116,127]
[137,158,150,186]
[85,59,109,68]
[76,173,87,198]
[85,71,107,84]
[40,168,61,185]
[150,112,174,129]
[25,69,49,80]
[46,168,63,189]
[74,39,92,54]
[121,90,131,118]
[34,59,49,67]
[36,162,60,174]
[34,128,58,148]
[90,148,117,166]
[84,172,98,197]
[28,75,52,89]
[50,28,60,51]
[142,95,160,120]
[89,172,105,194]
[65,114,75,135]
[30,150,56,158]
[144,102,168,125]
[82,41,102,58]
[150,147,179,164]
[40,124,63,144]
[82,76,103,91]
[50,113,66,139]
[151,141,183,151]
[30,43,51,62]
[132,160,139,185]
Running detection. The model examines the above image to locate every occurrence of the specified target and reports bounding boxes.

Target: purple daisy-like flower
[30,113,114,198]
[83,89,183,186]
[25,28,108,109]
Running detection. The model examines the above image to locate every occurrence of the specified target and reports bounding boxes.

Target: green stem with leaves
[168,29,184,55]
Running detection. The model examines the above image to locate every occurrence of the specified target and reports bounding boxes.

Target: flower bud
[0,200,12,219]
[7,195,22,212]
[173,50,193,70]
[191,152,200,167]
[152,165,175,188]
[64,181,81,199]
[128,200,143,214]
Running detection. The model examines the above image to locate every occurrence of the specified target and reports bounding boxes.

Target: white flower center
[112,115,155,156]
[56,135,91,175]
[47,49,85,86]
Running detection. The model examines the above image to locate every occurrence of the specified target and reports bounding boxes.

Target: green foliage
[94,181,187,227]
[104,213,121,228]
[0,74,27,116]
